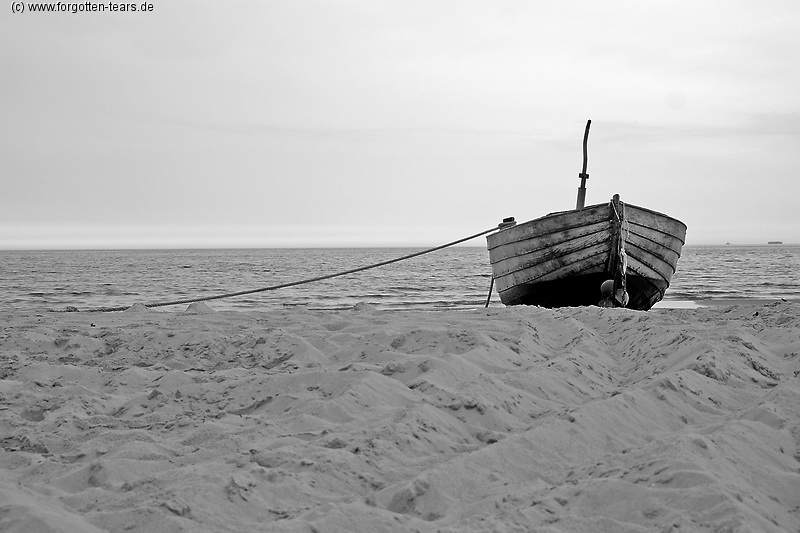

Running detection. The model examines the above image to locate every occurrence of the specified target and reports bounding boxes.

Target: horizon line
[1,242,796,252]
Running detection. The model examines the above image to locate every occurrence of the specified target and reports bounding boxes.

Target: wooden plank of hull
[626,254,671,286]
[490,227,612,278]
[626,216,686,273]
[625,274,670,311]
[628,222,686,254]
[627,231,682,275]
[624,208,686,284]
[626,204,687,241]
[487,219,610,265]
[493,241,610,293]
[487,199,686,311]
[486,204,609,252]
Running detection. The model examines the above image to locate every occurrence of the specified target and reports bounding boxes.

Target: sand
[1,301,799,532]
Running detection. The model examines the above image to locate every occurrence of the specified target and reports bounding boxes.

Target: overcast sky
[2,0,799,248]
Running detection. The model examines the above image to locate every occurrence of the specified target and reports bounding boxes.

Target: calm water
[666,245,800,302]
[1,245,798,313]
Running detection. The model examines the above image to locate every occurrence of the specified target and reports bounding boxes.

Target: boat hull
[486,198,686,311]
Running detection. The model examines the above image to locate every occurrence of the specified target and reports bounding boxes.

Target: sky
[2,0,799,249]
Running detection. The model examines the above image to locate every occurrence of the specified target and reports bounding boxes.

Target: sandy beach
[1,301,798,532]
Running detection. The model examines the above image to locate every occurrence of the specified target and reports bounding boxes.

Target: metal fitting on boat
[498,217,516,229]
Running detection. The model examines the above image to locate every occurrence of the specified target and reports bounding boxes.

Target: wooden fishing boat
[486,122,687,311]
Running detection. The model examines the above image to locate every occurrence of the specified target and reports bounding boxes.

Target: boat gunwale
[488,200,687,252]
[625,219,687,248]
[623,203,687,231]
[487,205,608,252]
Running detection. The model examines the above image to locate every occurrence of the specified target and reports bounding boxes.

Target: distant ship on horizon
[768,241,783,244]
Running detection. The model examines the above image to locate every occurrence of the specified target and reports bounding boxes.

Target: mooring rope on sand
[51,225,504,313]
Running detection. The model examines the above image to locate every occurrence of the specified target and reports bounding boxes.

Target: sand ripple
[1,302,799,531]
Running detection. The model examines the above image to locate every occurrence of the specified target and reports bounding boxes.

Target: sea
[1,245,798,313]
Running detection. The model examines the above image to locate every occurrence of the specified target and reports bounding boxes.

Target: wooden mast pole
[576,119,591,209]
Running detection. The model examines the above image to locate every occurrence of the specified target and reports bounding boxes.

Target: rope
[611,198,628,307]
[53,225,503,313]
